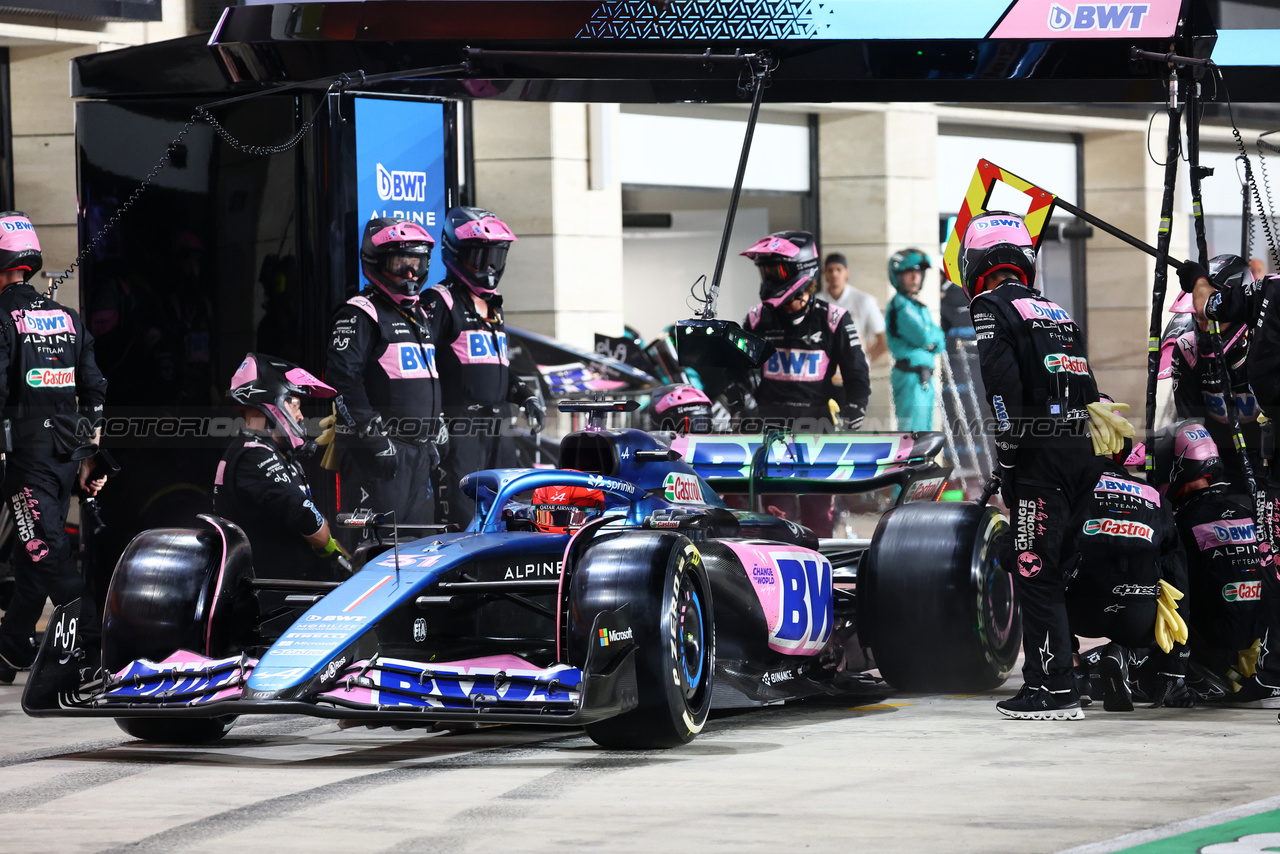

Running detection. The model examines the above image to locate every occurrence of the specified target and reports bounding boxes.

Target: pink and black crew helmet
[654,384,714,434]
[228,353,337,454]
[360,216,435,301]
[0,212,41,281]
[742,230,821,309]
[441,206,518,296]
[1152,419,1223,498]
[958,211,1039,301]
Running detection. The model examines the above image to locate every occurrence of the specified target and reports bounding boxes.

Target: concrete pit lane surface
[1,673,1278,853]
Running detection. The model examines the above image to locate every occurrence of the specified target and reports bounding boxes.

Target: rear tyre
[104,517,255,744]
[860,502,1019,693]
[573,533,714,749]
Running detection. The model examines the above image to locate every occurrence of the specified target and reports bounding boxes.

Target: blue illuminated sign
[354,96,449,289]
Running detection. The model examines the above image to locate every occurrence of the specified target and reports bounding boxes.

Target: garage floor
[1,671,1277,853]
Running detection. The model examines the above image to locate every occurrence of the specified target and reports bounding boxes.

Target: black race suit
[1173,482,1265,675]
[213,432,338,583]
[1202,274,1280,687]
[742,297,871,424]
[1170,324,1262,495]
[1067,464,1189,678]
[972,281,1101,696]
[0,282,108,656]
[423,280,537,526]
[326,287,441,526]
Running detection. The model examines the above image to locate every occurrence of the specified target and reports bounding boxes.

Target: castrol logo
[1044,353,1089,374]
[1081,517,1154,541]
[1223,581,1261,602]
[663,472,703,504]
[25,366,74,388]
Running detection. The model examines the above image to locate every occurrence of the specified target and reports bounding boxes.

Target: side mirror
[674,318,775,373]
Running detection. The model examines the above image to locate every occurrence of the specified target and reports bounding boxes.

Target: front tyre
[575,533,714,749]
[115,716,236,744]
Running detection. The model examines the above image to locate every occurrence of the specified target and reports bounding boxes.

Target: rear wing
[671,430,951,502]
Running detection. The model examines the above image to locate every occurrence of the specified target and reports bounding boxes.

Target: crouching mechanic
[1181,259,1280,702]
[741,231,870,430]
[1068,440,1191,711]
[0,213,109,682]
[1154,420,1275,706]
[886,248,947,431]
[327,217,442,528]
[962,211,1107,720]
[425,207,544,526]
[215,353,349,582]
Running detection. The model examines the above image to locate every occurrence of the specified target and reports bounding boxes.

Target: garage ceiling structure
[69,0,1280,103]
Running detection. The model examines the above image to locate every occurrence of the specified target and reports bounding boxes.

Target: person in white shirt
[823,253,887,363]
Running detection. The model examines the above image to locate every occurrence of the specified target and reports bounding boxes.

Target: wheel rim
[979,518,1020,664]
[677,579,707,700]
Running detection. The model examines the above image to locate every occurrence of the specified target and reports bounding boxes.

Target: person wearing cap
[822,253,887,364]
[1066,432,1190,711]
[0,213,109,683]
[327,216,443,529]
[1150,419,1276,706]
[960,211,1113,720]
[424,207,544,526]
[886,248,947,431]
[215,353,349,583]
[1170,254,1262,496]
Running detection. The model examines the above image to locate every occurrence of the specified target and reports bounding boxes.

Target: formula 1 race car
[23,403,1018,749]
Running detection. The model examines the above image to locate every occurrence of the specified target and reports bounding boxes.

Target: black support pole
[1145,69,1182,475]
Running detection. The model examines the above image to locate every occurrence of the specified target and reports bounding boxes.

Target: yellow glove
[317,406,339,472]
[1259,412,1270,425]
[1086,401,1136,457]
[1238,639,1261,679]
[1153,579,1189,653]
[829,398,841,424]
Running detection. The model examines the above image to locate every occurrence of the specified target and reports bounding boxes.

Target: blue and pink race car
[23,406,1018,748]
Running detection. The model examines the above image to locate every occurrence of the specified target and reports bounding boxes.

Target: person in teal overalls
[886,248,946,431]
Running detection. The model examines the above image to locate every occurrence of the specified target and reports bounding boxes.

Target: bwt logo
[376,163,428,202]
[1,219,33,232]
[1048,3,1150,31]
[1212,521,1257,543]
[975,217,1022,230]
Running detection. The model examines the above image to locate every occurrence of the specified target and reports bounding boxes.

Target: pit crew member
[1154,420,1277,706]
[424,207,544,526]
[327,217,442,527]
[1170,255,1262,495]
[962,210,1104,720]
[215,353,348,581]
[1067,441,1190,711]
[1183,257,1280,701]
[0,213,109,682]
[652,384,715,434]
[886,248,946,431]
[740,230,870,430]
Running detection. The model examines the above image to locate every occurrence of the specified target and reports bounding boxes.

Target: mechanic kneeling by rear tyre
[961,211,1109,721]
[1152,420,1279,707]
[215,353,350,582]
[1067,437,1191,712]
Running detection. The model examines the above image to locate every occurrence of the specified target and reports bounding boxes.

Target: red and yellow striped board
[942,159,1059,287]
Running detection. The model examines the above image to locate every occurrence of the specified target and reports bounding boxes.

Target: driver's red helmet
[530,484,605,534]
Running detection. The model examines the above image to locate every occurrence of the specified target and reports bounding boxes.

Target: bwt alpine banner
[355,96,448,288]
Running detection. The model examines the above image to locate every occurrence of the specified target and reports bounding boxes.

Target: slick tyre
[103,517,254,744]
[860,502,1019,693]
[574,532,714,749]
